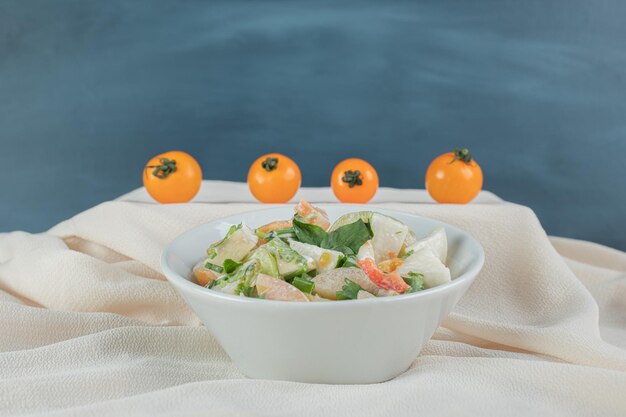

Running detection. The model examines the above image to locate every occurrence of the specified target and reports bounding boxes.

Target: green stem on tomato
[342,170,363,188]
[146,158,177,179]
[451,148,473,164]
[262,157,279,172]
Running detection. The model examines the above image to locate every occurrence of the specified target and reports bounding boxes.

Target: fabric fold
[1,189,625,416]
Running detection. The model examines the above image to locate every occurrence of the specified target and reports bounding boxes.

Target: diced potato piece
[256,274,309,302]
[377,289,399,297]
[312,268,383,300]
[357,290,376,299]
[207,224,259,267]
[193,260,219,287]
[306,293,330,302]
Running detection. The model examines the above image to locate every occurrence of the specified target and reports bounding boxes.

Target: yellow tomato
[247,153,301,203]
[425,148,483,204]
[143,151,202,203]
[331,158,379,203]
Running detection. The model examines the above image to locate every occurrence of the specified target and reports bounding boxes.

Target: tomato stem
[146,158,177,179]
[342,170,363,188]
[262,157,279,172]
[451,148,473,164]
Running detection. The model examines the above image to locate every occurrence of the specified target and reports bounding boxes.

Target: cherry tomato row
[143,149,483,204]
[247,154,380,204]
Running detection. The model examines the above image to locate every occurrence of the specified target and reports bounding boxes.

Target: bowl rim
[161,205,485,308]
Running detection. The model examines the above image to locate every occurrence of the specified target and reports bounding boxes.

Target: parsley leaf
[404,272,425,293]
[235,281,255,297]
[223,259,243,274]
[292,215,327,246]
[292,217,373,257]
[320,219,372,254]
[338,255,359,268]
[335,279,362,300]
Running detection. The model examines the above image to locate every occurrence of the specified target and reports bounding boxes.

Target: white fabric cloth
[1,181,625,416]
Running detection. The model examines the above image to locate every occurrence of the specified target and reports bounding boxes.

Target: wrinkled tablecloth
[1,181,625,416]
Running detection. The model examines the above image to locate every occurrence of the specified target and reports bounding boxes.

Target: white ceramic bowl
[161,205,484,384]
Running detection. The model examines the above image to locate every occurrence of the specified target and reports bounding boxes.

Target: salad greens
[223,259,242,274]
[404,272,425,293]
[192,200,452,302]
[335,279,362,300]
[292,274,315,294]
[293,215,372,255]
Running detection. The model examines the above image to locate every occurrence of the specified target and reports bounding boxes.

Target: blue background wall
[1,0,625,249]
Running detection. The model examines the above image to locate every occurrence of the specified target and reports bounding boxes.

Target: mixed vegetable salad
[192,200,451,301]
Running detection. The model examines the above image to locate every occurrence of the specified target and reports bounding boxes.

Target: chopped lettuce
[248,246,280,277]
[211,260,260,292]
[265,238,314,278]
